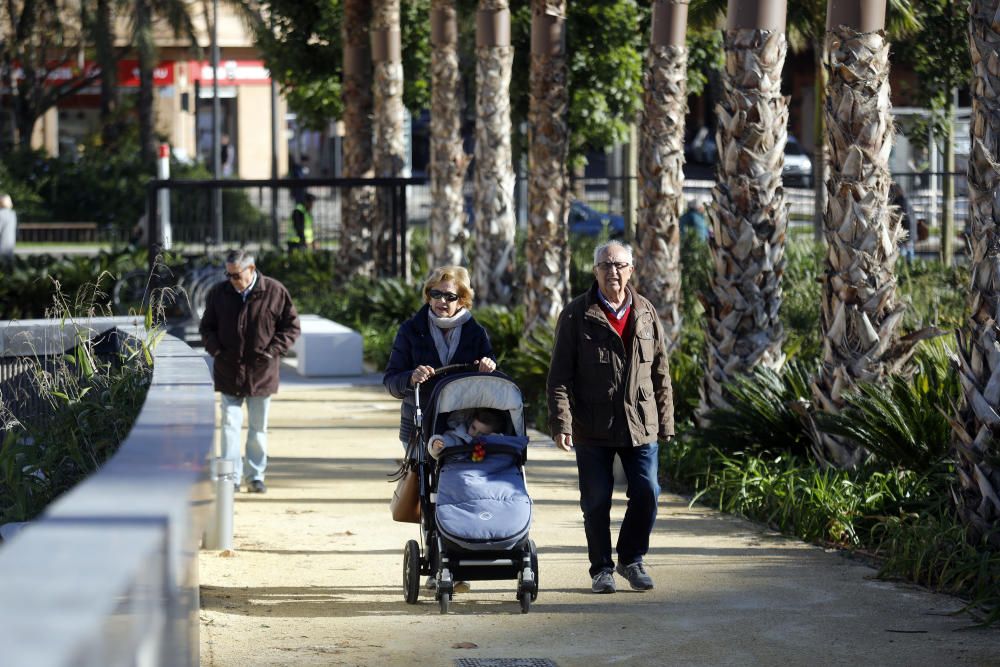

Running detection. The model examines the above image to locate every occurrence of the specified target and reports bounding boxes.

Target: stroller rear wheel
[530,539,539,601]
[403,540,421,604]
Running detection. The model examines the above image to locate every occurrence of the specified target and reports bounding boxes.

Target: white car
[783,136,813,187]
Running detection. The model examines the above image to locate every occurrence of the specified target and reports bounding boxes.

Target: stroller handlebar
[414,362,491,424]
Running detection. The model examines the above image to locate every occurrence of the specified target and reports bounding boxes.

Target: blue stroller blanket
[434,434,532,551]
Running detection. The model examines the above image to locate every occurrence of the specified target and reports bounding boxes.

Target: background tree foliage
[892,0,970,149]
[242,0,431,131]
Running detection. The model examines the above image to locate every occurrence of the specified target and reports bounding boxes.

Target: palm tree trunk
[371,0,407,279]
[473,0,516,306]
[524,0,569,333]
[700,4,788,417]
[136,0,156,168]
[429,0,469,269]
[811,50,827,243]
[340,0,375,280]
[812,15,906,468]
[636,0,689,351]
[96,0,119,145]
[953,0,1000,547]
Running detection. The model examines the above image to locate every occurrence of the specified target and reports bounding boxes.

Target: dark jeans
[574,442,660,576]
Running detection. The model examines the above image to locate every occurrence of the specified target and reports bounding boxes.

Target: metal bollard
[204,457,235,550]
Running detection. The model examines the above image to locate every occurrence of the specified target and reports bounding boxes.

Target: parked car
[782,136,813,187]
[568,200,625,237]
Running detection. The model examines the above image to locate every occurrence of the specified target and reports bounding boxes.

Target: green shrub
[0,326,154,524]
[695,359,816,459]
[816,337,958,473]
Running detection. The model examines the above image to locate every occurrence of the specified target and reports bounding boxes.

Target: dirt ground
[198,377,1000,667]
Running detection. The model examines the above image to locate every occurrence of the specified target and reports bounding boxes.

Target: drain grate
[454,660,558,667]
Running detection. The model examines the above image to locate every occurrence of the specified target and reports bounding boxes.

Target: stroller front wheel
[439,591,451,614]
[403,540,421,604]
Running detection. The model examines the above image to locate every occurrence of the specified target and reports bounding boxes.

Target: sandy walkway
[198,376,1000,667]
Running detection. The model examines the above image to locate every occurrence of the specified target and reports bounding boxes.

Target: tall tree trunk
[429,0,469,269]
[700,1,788,417]
[813,8,908,468]
[811,49,828,243]
[524,0,569,334]
[96,0,119,145]
[340,0,375,280]
[371,0,407,279]
[136,0,156,168]
[953,0,1000,548]
[473,0,516,306]
[636,0,689,351]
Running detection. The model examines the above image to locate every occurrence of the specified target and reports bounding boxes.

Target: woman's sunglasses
[429,289,459,303]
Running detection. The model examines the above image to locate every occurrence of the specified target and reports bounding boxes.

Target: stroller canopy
[426,374,525,438]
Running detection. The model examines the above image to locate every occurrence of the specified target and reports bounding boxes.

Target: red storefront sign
[117,60,175,87]
[188,60,270,85]
[6,60,174,86]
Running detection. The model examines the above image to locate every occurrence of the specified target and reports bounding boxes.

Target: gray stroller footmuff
[435,434,531,551]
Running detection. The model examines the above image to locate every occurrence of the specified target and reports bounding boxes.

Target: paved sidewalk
[198,369,1000,667]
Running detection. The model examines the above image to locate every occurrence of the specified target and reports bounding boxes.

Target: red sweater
[599,300,632,339]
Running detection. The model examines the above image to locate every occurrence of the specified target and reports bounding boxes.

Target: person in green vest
[287,193,316,252]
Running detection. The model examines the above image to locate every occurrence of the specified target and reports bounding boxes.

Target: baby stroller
[400,363,538,614]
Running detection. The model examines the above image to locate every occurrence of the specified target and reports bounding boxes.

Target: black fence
[145,176,429,276]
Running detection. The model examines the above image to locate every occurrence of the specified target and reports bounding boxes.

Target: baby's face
[467,418,494,438]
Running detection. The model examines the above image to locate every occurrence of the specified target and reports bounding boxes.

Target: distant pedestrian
[0,194,17,261]
[679,199,709,241]
[199,249,301,493]
[221,133,235,177]
[547,239,674,594]
[287,193,317,252]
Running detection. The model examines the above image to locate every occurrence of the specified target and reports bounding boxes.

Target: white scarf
[428,308,471,365]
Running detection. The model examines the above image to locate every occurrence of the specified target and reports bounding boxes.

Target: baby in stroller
[427,407,506,460]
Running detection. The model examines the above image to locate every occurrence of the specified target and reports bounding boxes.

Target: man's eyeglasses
[595,260,632,272]
[429,289,459,303]
[225,268,249,279]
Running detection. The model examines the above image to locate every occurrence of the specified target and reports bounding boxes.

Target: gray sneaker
[616,561,654,591]
[591,569,616,594]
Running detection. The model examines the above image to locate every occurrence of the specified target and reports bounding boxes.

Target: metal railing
[0,318,215,667]
[144,176,428,278]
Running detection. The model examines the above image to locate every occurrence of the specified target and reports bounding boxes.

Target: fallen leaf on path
[219,549,237,558]
[452,642,478,649]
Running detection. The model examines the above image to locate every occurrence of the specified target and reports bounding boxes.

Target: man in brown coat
[547,239,674,594]
[200,249,300,493]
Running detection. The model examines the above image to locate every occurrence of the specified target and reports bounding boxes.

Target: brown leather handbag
[390,468,421,523]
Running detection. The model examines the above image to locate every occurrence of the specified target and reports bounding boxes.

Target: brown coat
[199,272,301,397]
[547,283,674,447]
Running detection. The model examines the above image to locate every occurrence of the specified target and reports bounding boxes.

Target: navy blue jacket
[383,304,495,444]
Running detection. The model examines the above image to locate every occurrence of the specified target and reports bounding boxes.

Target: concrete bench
[292,314,364,377]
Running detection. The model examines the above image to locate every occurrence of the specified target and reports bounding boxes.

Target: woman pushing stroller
[384,265,497,594]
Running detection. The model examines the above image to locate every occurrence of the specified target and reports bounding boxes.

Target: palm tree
[524,0,570,333]
[473,0,516,306]
[953,0,1000,547]
[428,0,469,269]
[811,1,920,468]
[699,0,789,417]
[371,0,407,278]
[635,0,689,351]
[133,0,197,166]
[340,0,375,280]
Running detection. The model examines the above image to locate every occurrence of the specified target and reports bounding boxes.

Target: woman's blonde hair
[423,265,474,310]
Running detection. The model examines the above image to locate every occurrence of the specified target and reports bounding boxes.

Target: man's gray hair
[593,239,633,266]
[0,194,12,209]
[225,248,255,269]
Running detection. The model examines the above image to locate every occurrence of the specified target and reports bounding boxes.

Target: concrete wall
[0,318,215,667]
